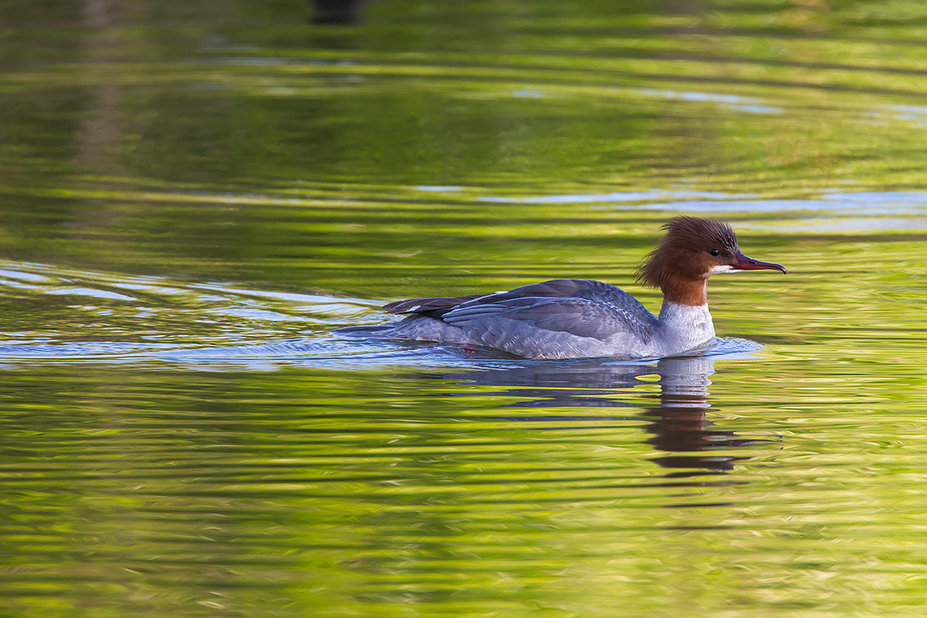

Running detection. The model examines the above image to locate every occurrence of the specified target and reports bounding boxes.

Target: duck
[339,217,785,359]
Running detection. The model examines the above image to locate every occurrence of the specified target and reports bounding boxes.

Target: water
[4,0,927,615]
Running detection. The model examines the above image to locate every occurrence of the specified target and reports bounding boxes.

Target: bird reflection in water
[436,354,770,478]
[644,357,758,476]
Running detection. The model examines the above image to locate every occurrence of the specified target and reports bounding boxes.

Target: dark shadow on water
[310,0,367,24]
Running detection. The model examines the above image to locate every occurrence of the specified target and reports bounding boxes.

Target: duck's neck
[660,277,707,307]
[656,279,715,353]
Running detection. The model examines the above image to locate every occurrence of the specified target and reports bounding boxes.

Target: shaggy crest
[635,216,738,290]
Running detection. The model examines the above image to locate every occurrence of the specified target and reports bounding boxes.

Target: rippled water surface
[4,1,927,615]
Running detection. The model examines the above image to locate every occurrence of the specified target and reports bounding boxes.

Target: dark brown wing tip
[382,298,425,314]
[383,294,485,315]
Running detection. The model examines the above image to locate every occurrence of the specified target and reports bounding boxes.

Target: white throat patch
[706,264,735,277]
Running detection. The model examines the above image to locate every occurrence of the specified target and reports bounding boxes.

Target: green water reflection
[4,355,927,615]
[4,0,927,615]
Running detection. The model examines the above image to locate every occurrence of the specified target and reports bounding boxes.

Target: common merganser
[341,217,785,359]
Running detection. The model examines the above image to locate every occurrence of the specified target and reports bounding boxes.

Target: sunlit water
[4,1,927,615]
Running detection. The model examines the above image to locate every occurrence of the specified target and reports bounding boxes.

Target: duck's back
[378,279,660,359]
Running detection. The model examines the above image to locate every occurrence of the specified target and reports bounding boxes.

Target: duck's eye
[708,248,720,256]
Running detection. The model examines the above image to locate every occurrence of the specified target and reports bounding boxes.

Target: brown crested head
[635,216,785,305]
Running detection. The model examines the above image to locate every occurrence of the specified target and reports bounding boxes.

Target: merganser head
[636,216,786,304]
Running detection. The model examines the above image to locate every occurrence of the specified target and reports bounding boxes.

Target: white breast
[655,302,716,356]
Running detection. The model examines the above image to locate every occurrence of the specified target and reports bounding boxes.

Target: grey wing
[441,280,658,358]
[464,278,614,304]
